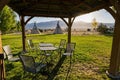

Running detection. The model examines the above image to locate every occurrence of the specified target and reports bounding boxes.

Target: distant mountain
[100,23,114,28]
[25,20,114,30]
[25,20,67,30]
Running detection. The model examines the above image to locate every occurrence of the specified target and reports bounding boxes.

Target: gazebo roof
[8,0,111,18]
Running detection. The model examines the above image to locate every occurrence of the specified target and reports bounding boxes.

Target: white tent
[31,22,40,34]
[53,21,63,34]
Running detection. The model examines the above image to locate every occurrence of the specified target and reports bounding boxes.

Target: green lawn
[2,34,112,80]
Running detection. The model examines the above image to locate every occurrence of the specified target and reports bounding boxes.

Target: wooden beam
[70,1,93,11]
[109,0,115,6]
[59,1,72,15]
[0,0,9,10]
[23,1,71,17]
[22,12,70,18]
[60,18,69,26]
[22,0,26,3]
[24,16,34,25]
[47,0,51,16]
[20,15,26,52]
[109,0,120,17]
[73,3,109,17]
[115,0,120,19]
[71,17,75,25]
[81,3,92,9]
[105,7,116,19]
[31,8,70,13]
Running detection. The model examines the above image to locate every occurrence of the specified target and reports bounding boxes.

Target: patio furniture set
[2,39,76,79]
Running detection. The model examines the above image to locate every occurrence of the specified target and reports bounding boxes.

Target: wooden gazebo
[0,0,120,79]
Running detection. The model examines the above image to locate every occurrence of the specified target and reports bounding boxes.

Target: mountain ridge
[25,20,114,30]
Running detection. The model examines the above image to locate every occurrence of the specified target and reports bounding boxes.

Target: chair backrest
[66,43,76,53]
[59,39,66,48]
[27,39,34,49]
[3,53,7,59]
[19,55,36,73]
[3,45,13,59]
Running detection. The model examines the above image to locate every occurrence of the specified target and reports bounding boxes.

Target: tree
[91,18,98,31]
[97,23,108,34]
[16,21,22,32]
[0,6,17,34]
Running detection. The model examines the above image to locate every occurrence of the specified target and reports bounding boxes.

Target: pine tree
[0,6,17,34]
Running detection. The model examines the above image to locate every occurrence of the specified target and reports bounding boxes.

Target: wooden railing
[0,31,5,80]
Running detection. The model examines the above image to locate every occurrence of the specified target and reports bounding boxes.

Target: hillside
[25,20,114,30]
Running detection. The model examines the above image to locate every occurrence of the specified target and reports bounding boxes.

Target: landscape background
[25,20,114,31]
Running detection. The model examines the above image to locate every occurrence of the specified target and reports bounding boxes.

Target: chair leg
[58,48,63,58]
[65,55,72,80]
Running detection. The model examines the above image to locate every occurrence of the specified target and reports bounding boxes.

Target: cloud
[75,9,115,23]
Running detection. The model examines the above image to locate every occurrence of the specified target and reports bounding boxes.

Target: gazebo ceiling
[8,0,111,18]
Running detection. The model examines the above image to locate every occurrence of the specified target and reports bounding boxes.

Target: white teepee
[31,22,40,34]
[53,21,63,34]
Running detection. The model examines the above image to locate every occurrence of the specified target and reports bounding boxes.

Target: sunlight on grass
[2,34,112,80]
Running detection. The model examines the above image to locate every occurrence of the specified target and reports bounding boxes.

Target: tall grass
[2,34,112,80]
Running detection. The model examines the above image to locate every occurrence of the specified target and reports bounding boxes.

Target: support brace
[61,17,75,43]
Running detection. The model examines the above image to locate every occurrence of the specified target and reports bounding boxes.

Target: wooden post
[68,17,72,43]
[105,1,120,78]
[0,1,8,79]
[21,15,26,52]
[108,17,120,76]
[24,16,34,25]
[105,6,120,78]
[0,31,3,54]
[20,16,34,53]
[0,31,5,80]
[108,7,120,76]
[61,17,75,43]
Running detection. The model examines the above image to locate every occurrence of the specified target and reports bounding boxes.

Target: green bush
[97,23,109,34]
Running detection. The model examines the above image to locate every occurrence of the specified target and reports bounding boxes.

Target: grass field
[2,34,112,80]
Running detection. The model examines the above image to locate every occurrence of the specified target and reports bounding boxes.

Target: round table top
[39,46,57,51]
[39,43,53,47]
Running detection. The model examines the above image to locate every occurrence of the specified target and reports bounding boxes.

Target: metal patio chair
[63,43,76,56]
[19,55,46,79]
[57,39,66,57]
[27,39,40,55]
[27,39,36,50]
[63,42,76,63]
[3,45,20,62]
[62,43,76,80]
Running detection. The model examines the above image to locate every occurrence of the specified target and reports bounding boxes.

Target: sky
[75,9,115,23]
[18,9,115,23]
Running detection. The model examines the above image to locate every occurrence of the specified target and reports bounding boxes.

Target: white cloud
[75,9,115,23]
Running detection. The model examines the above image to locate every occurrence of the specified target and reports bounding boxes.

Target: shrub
[97,23,109,34]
